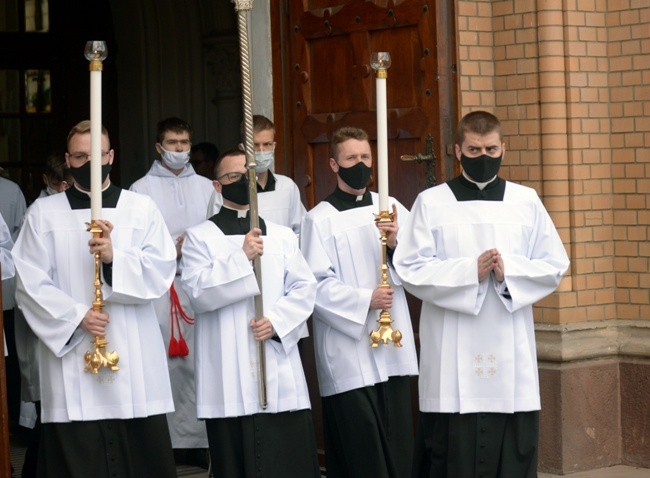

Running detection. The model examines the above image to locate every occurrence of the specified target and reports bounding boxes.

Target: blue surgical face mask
[45,179,60,196]
[254,150,274,174]
[159,145,190,169]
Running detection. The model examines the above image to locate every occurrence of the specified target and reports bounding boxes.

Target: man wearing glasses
[180,149,321,478]
[13,120,178,477]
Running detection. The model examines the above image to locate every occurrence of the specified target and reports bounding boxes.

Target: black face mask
[337,161,372,190]
[70,161,112,191]
[220,174,250,206]
[460,153,502,183]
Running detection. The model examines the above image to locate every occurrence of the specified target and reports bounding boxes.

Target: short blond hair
[67,120,110,149]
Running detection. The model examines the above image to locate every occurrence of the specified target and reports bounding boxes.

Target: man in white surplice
[300,127,418,478]
[13,121,178,478]
[394,111,570,478]
[130,117,213,465]
[180,149,320,477]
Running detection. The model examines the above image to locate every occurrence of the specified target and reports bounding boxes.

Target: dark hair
[156,117,192,144]
[330,126,369,160]
[43,152,71,183]
[239,115,275,143]
[191,142,220,161]
[214,148,245,178]
[455,111,503,145]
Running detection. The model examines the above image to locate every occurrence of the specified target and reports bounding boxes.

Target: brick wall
[456,0,650,325]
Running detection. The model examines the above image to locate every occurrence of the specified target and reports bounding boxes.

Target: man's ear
[238,143,245,152]
[212,179,222,194]
[155,143,164,156]
[454,144,462,162]
[329,157,339,174]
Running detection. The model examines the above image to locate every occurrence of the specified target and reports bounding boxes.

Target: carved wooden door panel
[280,0,457,211]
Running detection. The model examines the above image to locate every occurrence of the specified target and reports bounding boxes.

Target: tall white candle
[85,41,107,221]
[372,52,391,212]
[90,67,102,220]
[376,75,388,211]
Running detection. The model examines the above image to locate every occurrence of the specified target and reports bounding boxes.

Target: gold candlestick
[369,211,402,348]
[84,221,119,373]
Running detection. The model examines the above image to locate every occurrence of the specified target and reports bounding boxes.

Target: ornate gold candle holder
[84,221,119,373]
[369,211,403,348]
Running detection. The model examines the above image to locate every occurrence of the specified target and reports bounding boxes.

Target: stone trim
[536,320,650,363]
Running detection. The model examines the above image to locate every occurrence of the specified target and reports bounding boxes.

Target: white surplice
[180,220,316,418]
[13,190,177,423]
[130,160,213,447]
[300,193,419,397]
[394,181,570,414]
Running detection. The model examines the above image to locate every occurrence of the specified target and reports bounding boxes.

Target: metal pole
[233,0,267,409]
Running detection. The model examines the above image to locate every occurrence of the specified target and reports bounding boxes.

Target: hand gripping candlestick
[369,52,402,348]
[232,0,267,409]
[83,41,119,374]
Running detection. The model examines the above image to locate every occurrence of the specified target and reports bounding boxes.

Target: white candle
[85,41,107,221]
[376,75,389,211]
[90,67,102,220]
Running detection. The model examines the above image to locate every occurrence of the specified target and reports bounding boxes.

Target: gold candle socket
[84,221,119,373]
[369,211,403,348]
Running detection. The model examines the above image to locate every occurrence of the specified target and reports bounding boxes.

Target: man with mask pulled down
[300,127,419,477]
[394,111,569,477]
[180,149,321,477]
[12,120,178,477]
[129,117,212,468]
[207,115,306,235]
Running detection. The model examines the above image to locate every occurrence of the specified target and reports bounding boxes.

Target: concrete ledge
[536,320,650,362]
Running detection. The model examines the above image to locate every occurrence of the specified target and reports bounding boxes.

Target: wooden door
[271,0,458,466]
[273,0,457,211]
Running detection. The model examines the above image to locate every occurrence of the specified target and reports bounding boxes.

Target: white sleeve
[180,226,260,314]
[394,194,485,315]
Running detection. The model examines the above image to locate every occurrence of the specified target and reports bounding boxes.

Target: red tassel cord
[168,282,195,357]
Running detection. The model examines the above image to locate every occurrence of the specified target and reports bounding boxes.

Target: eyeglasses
[216,171,246,183]
[68,151,110,162]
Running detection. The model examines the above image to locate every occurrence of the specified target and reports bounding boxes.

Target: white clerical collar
[462,171,496,190]
[73,181,111,197]
[222,205,249,218]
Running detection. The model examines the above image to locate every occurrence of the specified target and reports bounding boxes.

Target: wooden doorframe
[271,0,459,189]
[435,0,460,183]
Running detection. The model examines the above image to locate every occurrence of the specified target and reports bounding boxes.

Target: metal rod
[233,0,267,409]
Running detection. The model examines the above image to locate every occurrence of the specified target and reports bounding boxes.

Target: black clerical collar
[447,175,505,202]
[325,187,372,212]
[65,183,122,210]
[257,171,277,192]
[209,206,267,236]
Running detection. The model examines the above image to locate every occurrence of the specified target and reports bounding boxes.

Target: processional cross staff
[232,0,267,409]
